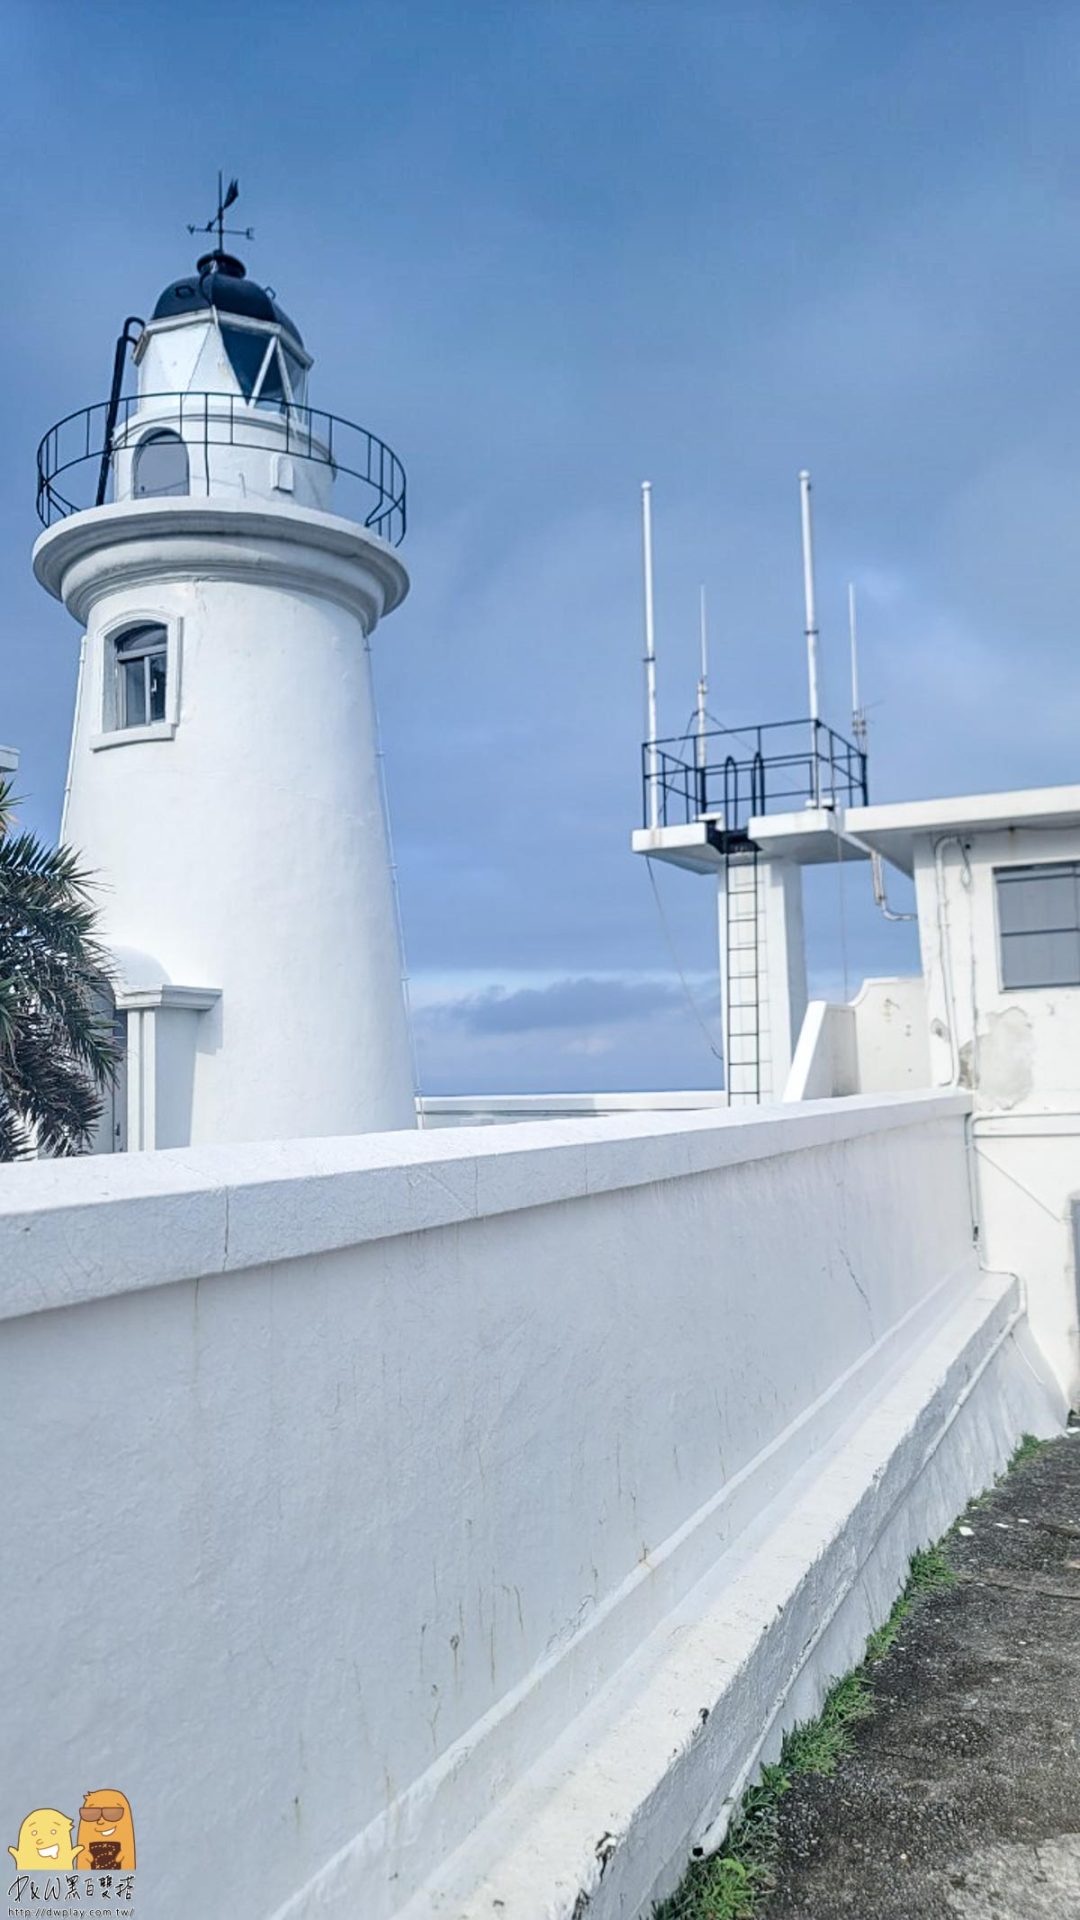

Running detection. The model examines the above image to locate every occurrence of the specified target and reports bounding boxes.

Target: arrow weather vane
[187,172,254,252]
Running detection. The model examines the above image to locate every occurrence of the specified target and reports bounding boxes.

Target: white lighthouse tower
[33,201,416,1148]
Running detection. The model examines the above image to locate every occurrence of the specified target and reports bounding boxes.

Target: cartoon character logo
[8,1808,81,1871]
[76,1789,135,1872]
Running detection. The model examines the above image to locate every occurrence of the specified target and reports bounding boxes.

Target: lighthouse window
[997,862,1080,988]
[221,325,277,400]
[254,341,286,407]
[114,626,168,729]
[133,431,189,499]
[282,349,307,404]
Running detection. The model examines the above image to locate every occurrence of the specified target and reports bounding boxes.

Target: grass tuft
[651,1644,886,1918]
[907,1544,957,1593]
[1008,1432,1046,1472]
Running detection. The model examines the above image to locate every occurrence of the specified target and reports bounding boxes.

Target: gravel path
[757,1434,1080,1919]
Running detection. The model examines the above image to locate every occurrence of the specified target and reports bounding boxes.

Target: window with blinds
[996,863,1080,989]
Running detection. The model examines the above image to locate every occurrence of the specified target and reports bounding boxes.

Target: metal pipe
[95,317,144,507]
[641,481,659,828]
[870,850,916,922]
[799,469,821,803]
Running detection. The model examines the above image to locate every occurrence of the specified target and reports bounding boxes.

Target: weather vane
[187,172,254,253]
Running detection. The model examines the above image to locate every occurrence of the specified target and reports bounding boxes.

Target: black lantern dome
[152,252,303,349]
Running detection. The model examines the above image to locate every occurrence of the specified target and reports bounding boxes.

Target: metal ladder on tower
[723,842,763,1105]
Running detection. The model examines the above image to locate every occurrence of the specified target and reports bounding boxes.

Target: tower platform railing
[36,390,407,546]
[642,718,868,838]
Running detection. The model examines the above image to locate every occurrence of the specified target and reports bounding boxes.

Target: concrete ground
[758,1434,1080,1919]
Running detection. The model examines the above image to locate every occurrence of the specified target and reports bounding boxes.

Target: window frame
[114,625,168,729]
[132,428,190,500]
[91,612,183,751]
[213,312,311,407]
[994,860,1080,992]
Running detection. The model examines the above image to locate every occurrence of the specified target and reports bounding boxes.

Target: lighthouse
[33,205,416,1148]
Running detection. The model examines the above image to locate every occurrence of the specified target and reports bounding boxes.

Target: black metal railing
[36,390,407,546]
[641,718,869,835]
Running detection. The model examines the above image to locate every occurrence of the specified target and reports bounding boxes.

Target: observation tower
[632,474,869,1104]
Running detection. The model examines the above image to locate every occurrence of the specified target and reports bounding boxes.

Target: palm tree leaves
[0,778,118,1159]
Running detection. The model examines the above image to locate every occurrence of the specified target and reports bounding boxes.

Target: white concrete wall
[783,999,857,1100]
[851,974,929,1089]
[0,1094,1059,1920]
[914,822,1080,1111]
[972,1110,1080,1404]
[913,825,1080,1400]
[784,978,928,1102]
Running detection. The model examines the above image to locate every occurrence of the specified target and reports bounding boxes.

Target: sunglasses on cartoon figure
[79,1804,125,1825]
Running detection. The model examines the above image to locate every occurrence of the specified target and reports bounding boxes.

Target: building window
[114,625,168,729]
[133,430,189,499]
[997,863,1080,988]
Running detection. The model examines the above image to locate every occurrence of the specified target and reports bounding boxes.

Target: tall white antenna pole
[848,581,866,748]
[696,584,709,775]
[799,469,821,804]
[642,482,659,828]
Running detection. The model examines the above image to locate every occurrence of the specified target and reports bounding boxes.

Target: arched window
[113,625,168,728]
[133,430,189,499]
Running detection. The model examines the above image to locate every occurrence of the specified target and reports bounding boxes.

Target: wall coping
[419,1091,731,1116]
[0,1091,970,1324]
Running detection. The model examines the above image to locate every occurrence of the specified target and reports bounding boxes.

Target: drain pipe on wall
[871,850,916,922]
[932,834,974,1089]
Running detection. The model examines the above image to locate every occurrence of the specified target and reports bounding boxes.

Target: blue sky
[5,1,1080,1093]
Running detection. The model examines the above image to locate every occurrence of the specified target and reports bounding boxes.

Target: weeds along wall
[0,1093,1057,1920]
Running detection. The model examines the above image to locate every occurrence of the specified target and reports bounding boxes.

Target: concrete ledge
[0,1092,970,1322]
[419,1091,730,1123]
[381,1273,1063,1920]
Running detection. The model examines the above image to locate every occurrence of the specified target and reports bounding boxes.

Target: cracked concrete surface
[758,1435,1080,1920]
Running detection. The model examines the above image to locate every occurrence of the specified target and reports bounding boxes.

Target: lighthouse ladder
[724,843,765,1105]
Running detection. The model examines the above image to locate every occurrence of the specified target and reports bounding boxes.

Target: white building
[33,247,416,1147]
[5,263,1080,1920]
[633,730,1080,1410]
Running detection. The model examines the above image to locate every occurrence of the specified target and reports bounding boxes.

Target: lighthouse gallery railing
[36,391,407,547]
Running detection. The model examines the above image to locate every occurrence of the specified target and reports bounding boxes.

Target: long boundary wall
[0,1094,1063,1919]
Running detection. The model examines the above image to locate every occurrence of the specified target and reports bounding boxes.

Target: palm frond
[0,784,118,1160]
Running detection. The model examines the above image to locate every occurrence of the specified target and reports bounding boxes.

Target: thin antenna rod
[848,581,867,747]
[641,482,659,828]
[696,585,709,775]
[799,469,821,803]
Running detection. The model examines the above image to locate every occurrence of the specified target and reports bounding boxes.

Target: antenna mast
[641,482,659,829]
[848,582,867,751]
[696,585,709,777]
[799,470,821,804]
